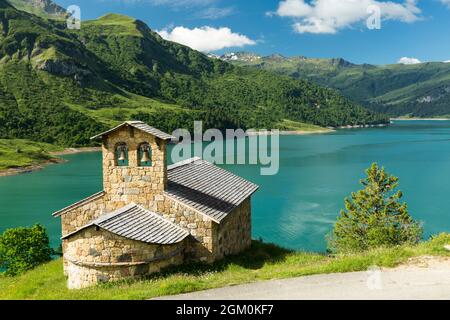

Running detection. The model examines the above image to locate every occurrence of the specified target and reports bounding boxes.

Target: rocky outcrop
[331,58,355,68]
[31,0,66,16]
[416,86,450,104]
[7,0,67,18]
[36,59,91,83]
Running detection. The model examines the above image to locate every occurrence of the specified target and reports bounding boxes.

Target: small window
[138,143,152,167]
[115,142,128,166]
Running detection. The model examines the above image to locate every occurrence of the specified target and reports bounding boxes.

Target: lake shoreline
[0,147,101,177]
[0,124,389,176]
[335,124,389,130]
[245,123,390,135]
[49,146,101,156]
[391,117,450,121]
[0,158,66,177]
[247,129,334,136]
[0,123,391,177]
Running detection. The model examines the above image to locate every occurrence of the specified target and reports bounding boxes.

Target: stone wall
[102,126,167,212]
[61,195,251,288]
[156,195,216,262]
[60,195,106,276]
[155,195,252,262]
[214,198,252,259]
[64,227,185,289]
[61,195,105,235]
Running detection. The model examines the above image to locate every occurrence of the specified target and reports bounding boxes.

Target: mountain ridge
[0,2,388,146]
[221,51,450,117]
[7,0,66,19]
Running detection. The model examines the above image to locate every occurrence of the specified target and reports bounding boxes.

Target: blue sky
[57,0,450,65]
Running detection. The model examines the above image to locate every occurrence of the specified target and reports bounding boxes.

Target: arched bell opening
[138,142,152,167]
[115,142,129,167]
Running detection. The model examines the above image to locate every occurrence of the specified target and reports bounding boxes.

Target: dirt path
[156,256,450,300]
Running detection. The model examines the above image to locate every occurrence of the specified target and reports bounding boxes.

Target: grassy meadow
[0,139,63,171]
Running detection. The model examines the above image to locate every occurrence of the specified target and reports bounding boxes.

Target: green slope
[227,52,450,117]
[0,2,388,147]
[0,138,62,170]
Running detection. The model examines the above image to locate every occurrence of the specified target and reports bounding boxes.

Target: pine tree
[328,163,423,253]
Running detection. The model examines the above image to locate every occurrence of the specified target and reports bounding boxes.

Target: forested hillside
[226,52,450,118]
[0,1,387,146]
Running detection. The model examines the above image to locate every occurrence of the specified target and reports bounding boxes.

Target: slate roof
[90,121,175,141]
[166,157,259,223]
[62,203,189,244]
[52,158,259,223]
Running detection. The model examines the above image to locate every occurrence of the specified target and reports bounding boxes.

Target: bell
[118,149,126,162]
[140,149,150,163]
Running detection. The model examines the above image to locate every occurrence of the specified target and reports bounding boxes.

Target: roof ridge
[93,203,137,224]
[52,191,105,217]
[62,203,189,244]
[133,204,189,236]
[125,120,144,124]
[90,121,175,140]
[167,156,203,171]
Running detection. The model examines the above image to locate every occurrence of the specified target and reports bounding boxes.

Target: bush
[0,224,52,276]
[328,163,423,253]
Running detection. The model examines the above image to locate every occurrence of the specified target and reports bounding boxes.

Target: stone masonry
[65,227,184,289]
[101,126,167,212]
[54,121,258,289]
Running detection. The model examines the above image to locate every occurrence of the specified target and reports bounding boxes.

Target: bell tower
[91,121,174,211]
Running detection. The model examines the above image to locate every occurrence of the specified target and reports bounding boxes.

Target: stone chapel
[52,121,259,289]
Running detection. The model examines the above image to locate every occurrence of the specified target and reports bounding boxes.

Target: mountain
[222,52,450,117]
[7,0,66,19]
[214,52,263,63]
[0,2,387,146]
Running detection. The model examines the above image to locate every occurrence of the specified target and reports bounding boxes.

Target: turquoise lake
[1,120,450,252]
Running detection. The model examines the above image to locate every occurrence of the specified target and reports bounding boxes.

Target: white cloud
[272,0,421,34]
[276,0,313,17]
[158,26,256,52]
[441,0,450,8]
[398,57,422,64]
[444,60,450,63]
[293,17,338,34]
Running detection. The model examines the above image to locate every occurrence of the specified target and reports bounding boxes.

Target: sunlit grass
[84,14,143,37]
[0,139,63,170]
